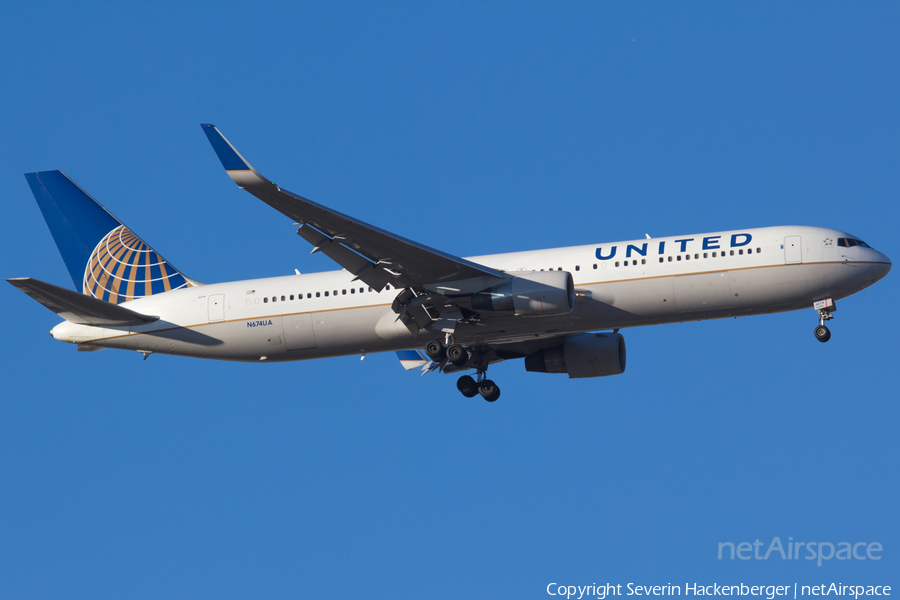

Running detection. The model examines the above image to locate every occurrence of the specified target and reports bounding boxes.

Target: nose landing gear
[813,298,835,343]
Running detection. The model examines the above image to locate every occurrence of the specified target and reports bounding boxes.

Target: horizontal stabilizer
[7,277,159,326]
[396,350,436,374]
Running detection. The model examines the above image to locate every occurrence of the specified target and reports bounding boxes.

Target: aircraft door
[784,236,802,264]
[208,293,225,322]
[284,313,317,350]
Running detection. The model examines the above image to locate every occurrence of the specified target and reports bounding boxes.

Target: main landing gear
[813,298,835,343]
[426,339,469,368]
[426,339,501,402]
[456,374,500,402]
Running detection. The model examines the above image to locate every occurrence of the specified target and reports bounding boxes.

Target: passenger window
[290,295,294,300]
[575,265,580,271]
[677,256,682,261]
[264,297,268,303]
[685,254,690,260]
[272,296,277,302]
[333,290,338,296]
[712,252,717,257]
[351,288,355,294]
[360,288,365,293]
[694,254,699,259]
[730,250,735,256]
[386,285,391,290]
[593,264,597,269]
[659,257,664,263]
[615,261,620,267]
[324,291,329,297]
[668,256,673,262]
[757,248,761,253]
[641,259,646,265]
[307,293,312,298]
[316,292,320,298]
[368,287,372,292]
[281,295,285,301]
[703,253,708,258]
[342,290,346,295]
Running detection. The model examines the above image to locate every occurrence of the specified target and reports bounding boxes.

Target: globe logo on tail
[83,225,192,304]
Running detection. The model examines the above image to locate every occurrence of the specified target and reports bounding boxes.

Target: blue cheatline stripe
[26,171,123,291]
[201,124,251,171]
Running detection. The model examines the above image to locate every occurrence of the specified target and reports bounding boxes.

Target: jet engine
[471,271,575,317]
[524,332,626,378]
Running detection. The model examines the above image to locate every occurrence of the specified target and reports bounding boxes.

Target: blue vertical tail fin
[25,170,197,304]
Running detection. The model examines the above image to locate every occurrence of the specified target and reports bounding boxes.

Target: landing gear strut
[813,298,836,343]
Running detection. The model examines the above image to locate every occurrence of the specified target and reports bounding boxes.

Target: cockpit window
[838,237,872,249]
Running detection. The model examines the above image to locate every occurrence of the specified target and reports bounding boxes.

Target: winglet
[201,124,268,187]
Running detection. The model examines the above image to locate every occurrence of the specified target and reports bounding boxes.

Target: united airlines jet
[9,125,891,401]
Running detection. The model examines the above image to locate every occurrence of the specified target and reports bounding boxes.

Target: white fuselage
[50,226,892,362]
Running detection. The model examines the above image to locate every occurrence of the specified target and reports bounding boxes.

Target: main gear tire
[478,379,500,402]
[425,340,446,360]
[457,375,478,398]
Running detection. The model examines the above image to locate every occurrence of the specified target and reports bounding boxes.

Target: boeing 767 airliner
[8,125,892,401]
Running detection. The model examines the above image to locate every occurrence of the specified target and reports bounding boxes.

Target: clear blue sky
[1,2,897,598]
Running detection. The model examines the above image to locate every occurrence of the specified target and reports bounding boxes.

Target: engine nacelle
[471,271,575,317]
[524,332,626,378]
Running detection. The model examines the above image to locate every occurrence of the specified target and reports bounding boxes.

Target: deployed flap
[7,277,159,326]
[201,124,507,290]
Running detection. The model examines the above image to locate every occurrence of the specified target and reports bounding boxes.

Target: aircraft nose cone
[874,252,891,281]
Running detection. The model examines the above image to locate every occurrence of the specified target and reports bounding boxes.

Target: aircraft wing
[7,277,159,326]
[201,124,506,291]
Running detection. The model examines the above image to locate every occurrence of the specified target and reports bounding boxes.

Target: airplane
[8,124,892,402]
